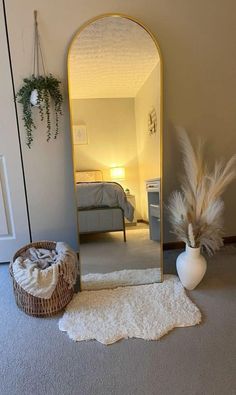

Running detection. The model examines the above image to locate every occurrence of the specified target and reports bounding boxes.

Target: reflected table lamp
[110,167,125,180]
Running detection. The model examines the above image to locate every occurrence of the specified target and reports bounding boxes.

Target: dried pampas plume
[188,223,196,248]
[168,128,236,255]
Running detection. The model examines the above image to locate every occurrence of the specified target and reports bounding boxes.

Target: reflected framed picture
[73,125,88,145]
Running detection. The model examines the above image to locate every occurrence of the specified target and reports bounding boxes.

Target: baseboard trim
[163,236,236,251]
[223,235,236,244]
[163,241,185,250]
[137,219,149,225]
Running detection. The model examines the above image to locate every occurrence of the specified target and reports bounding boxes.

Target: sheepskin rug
[59,275,201,345]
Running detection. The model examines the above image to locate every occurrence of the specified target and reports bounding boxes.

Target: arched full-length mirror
[68,14,163,290]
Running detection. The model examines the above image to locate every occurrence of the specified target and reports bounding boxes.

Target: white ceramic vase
[176,244,207,290]
[30,89,39,106]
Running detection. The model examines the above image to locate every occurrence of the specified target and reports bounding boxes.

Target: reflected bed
[75,171,134,241]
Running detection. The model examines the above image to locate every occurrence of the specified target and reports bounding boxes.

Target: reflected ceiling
[69,16,159,99]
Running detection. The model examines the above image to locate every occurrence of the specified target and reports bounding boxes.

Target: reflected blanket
[76,182,134,222]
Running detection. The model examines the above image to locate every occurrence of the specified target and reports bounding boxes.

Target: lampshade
[110,167,125,180]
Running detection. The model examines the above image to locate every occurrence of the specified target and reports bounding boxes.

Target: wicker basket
[9,241,75,317]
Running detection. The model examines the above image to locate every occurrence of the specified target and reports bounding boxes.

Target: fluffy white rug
[81,268,162,290]
[59,275,201,345]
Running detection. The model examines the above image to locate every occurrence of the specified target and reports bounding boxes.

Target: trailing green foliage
[16,74,63,148]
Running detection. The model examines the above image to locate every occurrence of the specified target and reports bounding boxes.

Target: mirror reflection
[68,15,162,289]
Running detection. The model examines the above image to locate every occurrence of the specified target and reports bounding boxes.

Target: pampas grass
[168,129,236,255]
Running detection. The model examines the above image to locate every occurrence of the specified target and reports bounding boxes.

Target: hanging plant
[16,11,63,148]
[16,74,63,148]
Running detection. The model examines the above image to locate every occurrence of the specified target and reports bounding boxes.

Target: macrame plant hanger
[30,10,47,107]
[33,10,46,77]
[16,11,63,148]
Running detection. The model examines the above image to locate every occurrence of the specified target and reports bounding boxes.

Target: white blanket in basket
[12,242,78,299]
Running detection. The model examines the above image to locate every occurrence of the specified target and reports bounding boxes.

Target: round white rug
[59,275,201,345]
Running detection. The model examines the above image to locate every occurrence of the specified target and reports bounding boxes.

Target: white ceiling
[69,16,159,99]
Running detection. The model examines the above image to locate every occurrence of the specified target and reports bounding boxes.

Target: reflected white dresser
[145,178,160,241]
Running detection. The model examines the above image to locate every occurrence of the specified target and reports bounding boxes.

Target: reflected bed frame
[76,170,126,242]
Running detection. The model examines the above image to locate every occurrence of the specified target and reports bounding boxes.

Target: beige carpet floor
[0,245,235,395]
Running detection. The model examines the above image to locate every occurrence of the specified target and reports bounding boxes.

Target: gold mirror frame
[67,13,164,284]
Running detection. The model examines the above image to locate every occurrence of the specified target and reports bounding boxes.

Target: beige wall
[71,98,141,214]
[5,0,236,243]
[135,65,161,220]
